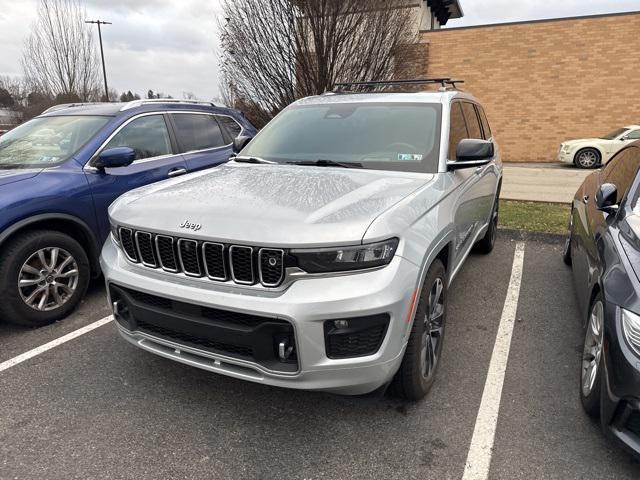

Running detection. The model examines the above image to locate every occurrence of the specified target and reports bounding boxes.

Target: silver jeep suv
[101,80,502,399]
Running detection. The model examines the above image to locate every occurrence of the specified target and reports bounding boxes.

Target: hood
[563,138,606,147]
[0,168,42,187]
[111,163,432,247]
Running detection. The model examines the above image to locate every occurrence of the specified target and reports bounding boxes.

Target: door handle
[168,168,187,178]
[583,195,589,204]
[474,166,484,175]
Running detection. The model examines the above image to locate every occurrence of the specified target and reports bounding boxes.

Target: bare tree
[21,0,100,101]
[219,0,414,126]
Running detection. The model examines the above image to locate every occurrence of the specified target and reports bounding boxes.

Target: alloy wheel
[577,150,598,168]
[581,300,604,397]
[421,277,445,379]
[18,247,79,312]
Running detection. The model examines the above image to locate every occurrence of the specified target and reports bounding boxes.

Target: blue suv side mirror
[94,147,136,170]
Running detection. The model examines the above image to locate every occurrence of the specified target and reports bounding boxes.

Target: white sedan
[558,125,640,168]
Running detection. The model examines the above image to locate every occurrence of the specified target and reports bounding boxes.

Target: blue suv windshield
[241,102,442,173]
[0,115,110,168]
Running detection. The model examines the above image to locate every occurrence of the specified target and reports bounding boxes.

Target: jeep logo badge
[180,220,201,231]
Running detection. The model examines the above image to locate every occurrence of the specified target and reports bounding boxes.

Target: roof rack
[119,98,226,111]
[42,102,110,114]
[331,78,464,93]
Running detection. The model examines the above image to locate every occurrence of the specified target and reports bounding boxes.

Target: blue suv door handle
[167,168,187,178]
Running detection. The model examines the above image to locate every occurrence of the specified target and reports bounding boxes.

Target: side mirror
[94,147,136,170]
[595,183,619,213]
[448,139,494,171]
[232,135,253,154]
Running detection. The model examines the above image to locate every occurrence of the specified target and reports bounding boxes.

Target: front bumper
[100,238,419,395]
[557,149,574,164]
[601,304,640,459]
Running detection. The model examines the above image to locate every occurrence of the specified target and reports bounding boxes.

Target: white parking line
[0,316,113,373]
[462,242,526,480]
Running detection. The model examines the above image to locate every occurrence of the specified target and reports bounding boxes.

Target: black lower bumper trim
[109,284,298,373]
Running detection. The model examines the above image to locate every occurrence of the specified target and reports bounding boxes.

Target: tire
[393,259,447,401]
[574,148,601,169]
[563,209,573,266]
[580,293,604,417]
[475,197,499,254]
[0,230,90,327]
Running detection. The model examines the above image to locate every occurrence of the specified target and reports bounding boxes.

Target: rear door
[169,112,233,172]
[85,113,189,241]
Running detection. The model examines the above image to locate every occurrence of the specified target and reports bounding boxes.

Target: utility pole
[85,20,112,101]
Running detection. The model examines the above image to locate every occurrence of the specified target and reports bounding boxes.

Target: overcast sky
[0,0,638,101]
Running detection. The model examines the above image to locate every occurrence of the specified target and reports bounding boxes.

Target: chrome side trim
[155,235,179,273]
[258,248,285,287]
[177,239,202,277]
[202,242,228,281]
[134,231,158,268]
[229,245,255,285]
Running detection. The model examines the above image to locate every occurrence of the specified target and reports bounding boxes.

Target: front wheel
[574,148,601,169]
[580,294,604,417]
[392,259,447,400]
[0,230,90,327]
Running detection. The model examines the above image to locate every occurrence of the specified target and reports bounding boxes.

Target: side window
[171,114,226,152]
[477,105,492,139]
[603,147,640,202]
[626,129,640,140]
[462,103,483,139]
[448,102,468,159]
[104,115,172,161]
[216,115,242,139]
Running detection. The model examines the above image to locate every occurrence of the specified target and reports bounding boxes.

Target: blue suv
[0,99,256,327]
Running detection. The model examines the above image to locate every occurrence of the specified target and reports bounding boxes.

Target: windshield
[241,102,442,173]
[600,128,628,140]
[0,115,110,168]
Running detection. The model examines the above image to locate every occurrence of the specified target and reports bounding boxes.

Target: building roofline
[421,9,640,33]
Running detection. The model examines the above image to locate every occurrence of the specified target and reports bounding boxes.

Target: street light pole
[85,20,112,101]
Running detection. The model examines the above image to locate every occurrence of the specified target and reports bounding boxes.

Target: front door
[84,113,188,242]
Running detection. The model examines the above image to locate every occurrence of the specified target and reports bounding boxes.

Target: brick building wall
[417,11,640,162]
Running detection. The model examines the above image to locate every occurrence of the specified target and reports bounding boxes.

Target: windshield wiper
[232,155,276,164]
[287,159,363,169]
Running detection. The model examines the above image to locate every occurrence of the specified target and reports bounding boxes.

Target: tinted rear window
[172,113,226,152]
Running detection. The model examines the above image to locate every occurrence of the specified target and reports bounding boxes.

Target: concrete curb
[498,228,565,244]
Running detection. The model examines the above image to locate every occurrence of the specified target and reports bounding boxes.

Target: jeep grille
[118,228,285,288]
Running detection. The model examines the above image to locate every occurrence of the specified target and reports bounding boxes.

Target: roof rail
[42,102,109,114]
[119,98,226,111]
[331,78,465,93]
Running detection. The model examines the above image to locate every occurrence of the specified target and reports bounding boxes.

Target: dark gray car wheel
[392,259,447,401]
[580,294,604,417]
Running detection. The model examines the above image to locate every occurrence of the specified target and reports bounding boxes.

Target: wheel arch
[0,214,101,277]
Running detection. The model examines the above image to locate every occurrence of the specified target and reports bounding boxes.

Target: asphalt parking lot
[1,234,640,479]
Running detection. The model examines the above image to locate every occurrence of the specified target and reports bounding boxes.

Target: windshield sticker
[398,153,423,161]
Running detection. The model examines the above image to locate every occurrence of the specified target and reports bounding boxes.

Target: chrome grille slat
[119,227,138,263]
[135,231,157,267]
[117,229,284,287]
[177,239,202,277]
[202,242,227,280]
[229,246,255,285]
[155,235,178,272]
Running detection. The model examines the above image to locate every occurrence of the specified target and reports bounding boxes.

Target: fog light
[334,319,349,329]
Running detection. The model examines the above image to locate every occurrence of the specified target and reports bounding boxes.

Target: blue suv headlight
[291,238,399,273]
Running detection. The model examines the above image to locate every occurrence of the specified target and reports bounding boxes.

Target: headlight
[110,222,120,245]
[622,309,640,357]
[292,238,399,273]
[562,144,571,153]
